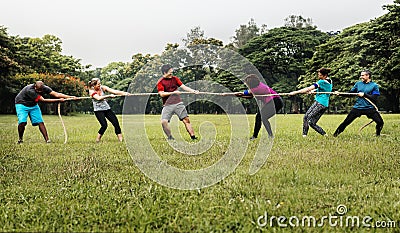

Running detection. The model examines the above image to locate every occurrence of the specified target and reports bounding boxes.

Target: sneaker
[17,139,23,144]
[167,135,175,140]
[46,140,51,143]
[191,135,198,140]
[302,135,307,137]
[250,136,257,141]
[333,132,339,137]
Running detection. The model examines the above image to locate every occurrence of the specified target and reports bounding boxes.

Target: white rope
[60,90,382,138]
[65,91,295,99]
[306,91,379,132]
[57,102,68,144]
[308,91,358,95]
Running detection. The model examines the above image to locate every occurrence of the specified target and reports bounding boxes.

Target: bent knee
[182,117,190,123]
[18,122,27,126]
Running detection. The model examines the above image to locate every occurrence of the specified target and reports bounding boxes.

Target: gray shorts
[161,102,188,122]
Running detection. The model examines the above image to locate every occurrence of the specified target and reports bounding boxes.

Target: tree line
[1,0,399,114]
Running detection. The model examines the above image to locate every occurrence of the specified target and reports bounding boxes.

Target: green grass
[0,113,399,232]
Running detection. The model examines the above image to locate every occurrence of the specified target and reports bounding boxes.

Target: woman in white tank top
[88,78,129,142]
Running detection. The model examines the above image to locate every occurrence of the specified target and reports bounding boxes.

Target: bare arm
[102,86,129,96]
[158,91,174,98]
[89,89,113,101]
[39,96,65,103]
[179,84,198,93]
[158,90,183,98]
[290,84,316,95]
[49,91,75,99]
[158,84,198,97]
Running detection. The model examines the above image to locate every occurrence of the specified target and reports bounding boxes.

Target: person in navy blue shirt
[333,70,384,137]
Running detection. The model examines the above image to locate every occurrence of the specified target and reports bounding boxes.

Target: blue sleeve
[350,83,358,93]
[372,84,380,96]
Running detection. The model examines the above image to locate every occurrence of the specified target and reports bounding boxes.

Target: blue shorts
[15,104,44,126]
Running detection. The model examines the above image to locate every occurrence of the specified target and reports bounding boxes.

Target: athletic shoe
[167,135,175,140]
[250,136,257,141]
[17,139,23,144]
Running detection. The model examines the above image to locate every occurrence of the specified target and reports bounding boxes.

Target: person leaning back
[333,70,384,137]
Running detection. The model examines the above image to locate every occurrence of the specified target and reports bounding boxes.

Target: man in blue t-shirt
[333,70,384,137]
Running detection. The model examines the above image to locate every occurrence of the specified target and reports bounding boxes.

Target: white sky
[1,0,394,68]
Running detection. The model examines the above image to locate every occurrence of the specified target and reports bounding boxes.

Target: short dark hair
[161,64,173,74]
[244,74,261,89]
[362,69,372,78]
[317,67,331,76]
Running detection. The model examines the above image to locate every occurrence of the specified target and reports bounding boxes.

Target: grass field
[0,113,399,232]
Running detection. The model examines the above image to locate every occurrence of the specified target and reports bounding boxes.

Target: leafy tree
[231,18,267,48]
[182,26,205,47]
[284,15,314,28]
[100,62,130,86]
[126,53,153,79]
[13,34,83,75]
[239,26,329,112]
[0,26,19,78]
[0,26,20,112]
[2,73,86,114]
[300,0,400,112]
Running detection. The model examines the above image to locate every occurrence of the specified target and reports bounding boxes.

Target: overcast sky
[1,0,394,68]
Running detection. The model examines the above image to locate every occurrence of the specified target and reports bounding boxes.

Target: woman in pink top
[236,74,283,139]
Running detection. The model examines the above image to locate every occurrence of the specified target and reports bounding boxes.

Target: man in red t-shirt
[157,64,199,140]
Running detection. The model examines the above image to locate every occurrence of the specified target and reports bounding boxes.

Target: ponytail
[88,78,100,88]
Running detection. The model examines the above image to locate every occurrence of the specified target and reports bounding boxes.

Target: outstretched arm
[235,90,253,98]
[39,96,65,103]
[102,86,130,96]
[49,91,75,99]
[290,84,316,95]
[158,90,179,98]
[179,84,198,93]
[89,89,114,101]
